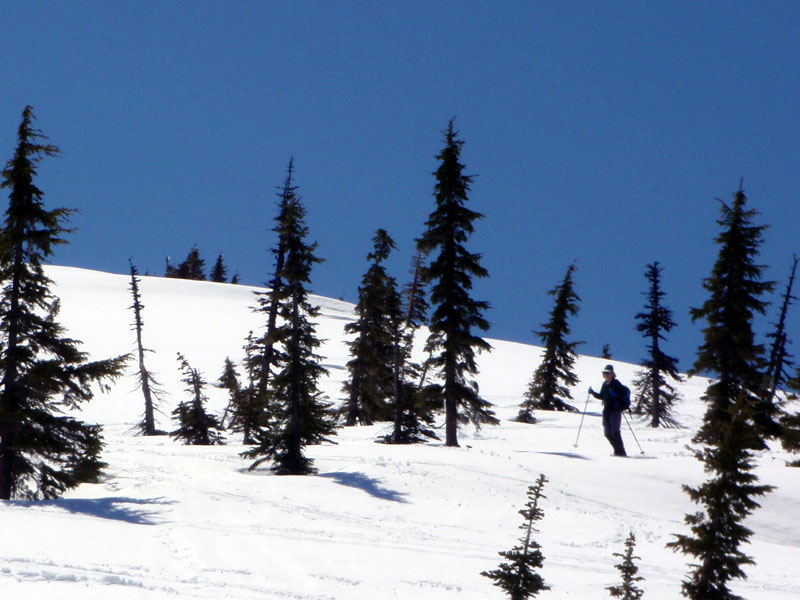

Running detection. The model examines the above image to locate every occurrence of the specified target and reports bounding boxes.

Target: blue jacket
[590,378,627,412]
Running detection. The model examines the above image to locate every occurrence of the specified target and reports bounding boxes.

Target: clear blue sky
[2,1,798,370]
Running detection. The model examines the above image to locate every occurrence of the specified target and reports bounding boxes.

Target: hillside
[1,266,798,599]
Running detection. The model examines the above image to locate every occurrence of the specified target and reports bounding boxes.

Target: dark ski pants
[602,409,627,456]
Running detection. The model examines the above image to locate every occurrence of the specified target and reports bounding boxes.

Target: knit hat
[602,364,615,374]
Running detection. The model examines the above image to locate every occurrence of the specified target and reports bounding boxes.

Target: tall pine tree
[632,262,683,428]
[668,185,775,598]
[690,185,777,448]
[251,158,296,396]
[242,192,336,474]
[518,263,582,419]
[417,120,496,447]
[342,229,398,426]
[0,106,127,499]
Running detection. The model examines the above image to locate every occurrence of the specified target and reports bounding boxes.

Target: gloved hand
[588,387,595,395]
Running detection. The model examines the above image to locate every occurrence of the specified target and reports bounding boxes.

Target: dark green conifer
[342,229,398,426]
[518,263,582,420]
[690,186,777,448]
[668,185,775,598]
[251,158,296,395]
[382,251,438,444]
[632,262,683,428]
[210,253,228,283]
[218,347,268,445]
[0,106,127,499]
[481,474,549,599]
[242,192,336,475]
[607,532,645,599]
[170,353,224,445]
[217,356,245,432]
[417,120,496,446]
[173,245,206,280]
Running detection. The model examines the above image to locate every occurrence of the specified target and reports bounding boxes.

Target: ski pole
[622,411,644,455]
[573,392,591,448]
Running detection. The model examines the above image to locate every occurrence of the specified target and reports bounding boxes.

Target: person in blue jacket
[589,364,627,456]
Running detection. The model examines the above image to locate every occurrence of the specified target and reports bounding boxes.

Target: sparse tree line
[1,106,799,599]
[164,245,240,284]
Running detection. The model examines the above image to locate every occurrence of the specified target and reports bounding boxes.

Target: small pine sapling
[607,532,645,599]
[482,474,550,599]
[170,353,224,445]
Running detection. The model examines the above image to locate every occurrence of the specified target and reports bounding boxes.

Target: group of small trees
[483,474,645,599]
[517,258,684,427]
[331,120,495,449]
[165,245,239,284]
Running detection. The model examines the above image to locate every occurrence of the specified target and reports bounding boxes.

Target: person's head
[602,364,616,380]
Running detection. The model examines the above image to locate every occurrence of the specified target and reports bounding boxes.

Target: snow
[1,265,799,599]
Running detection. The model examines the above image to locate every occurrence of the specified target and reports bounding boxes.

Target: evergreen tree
[689,186,777,448]
[210,253,228,283]
[251,158,296,395]
[769,257,800,456]
[607,532,645,599]
[342,229,397,426]
[218,347,268,445]
[763,257,796,397]
[217,356,244,431]
[129,259,164,435]
[242,192,336,475]
[382,250,438,444]
[481,474,550,599]
[170,353,224,445]
[0,106,127,499]
[632,262,683,428]
[417,120,496,447]
[169,245,206,280]
[668,185,775,598]
[518,263,582,420]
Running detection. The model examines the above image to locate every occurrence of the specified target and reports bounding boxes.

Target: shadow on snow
[13,496,173,525]
[319,471,408,503]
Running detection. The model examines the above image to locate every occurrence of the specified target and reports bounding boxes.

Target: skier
[588,364,628,456]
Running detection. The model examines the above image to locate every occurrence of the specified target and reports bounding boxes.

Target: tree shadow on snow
[319,472,408,503]
[16,496,173,525]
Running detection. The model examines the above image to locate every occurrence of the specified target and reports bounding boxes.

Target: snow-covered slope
[1,266,798,599]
